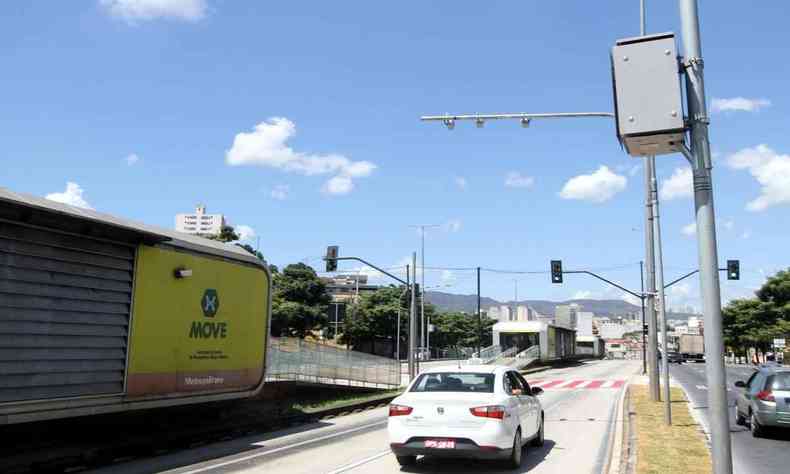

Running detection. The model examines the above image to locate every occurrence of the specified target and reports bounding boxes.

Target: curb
[605,382,631,474]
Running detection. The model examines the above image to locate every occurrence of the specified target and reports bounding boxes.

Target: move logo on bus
[190,289,228,339]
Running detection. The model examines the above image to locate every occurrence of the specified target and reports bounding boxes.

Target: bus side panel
[126,245,268,398]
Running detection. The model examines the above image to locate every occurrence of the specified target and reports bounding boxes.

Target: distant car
[734,365,790,437]
[667,352,684,364]
[387,365,544,468]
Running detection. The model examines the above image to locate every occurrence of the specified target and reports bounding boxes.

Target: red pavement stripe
[585,380,605,389]
[537,380,565,389]
[611,380,625,388]
[560,380,587,389]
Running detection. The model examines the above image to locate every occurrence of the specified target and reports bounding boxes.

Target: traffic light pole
[679,1,733,471]
[410,252,418,380]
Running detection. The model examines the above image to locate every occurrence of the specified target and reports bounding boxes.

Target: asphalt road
[670,362,790,474]
[92,359,639,474]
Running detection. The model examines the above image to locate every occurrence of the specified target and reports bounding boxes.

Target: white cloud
[46,182,93,210]
[100,0,207,23]
[722,219,734,231]
[226,118,375,195]
[711,97,771,114]
[727,144,790,211]
[270,184,289,200]
[559,166,627,203]
[504,172,534,189]
[741,230,752,240]
[659,167,693,200]
[322,176,353,195]
[125,153,140,166]
[669,283,691,299]
[455,176,467,190]
[682,222,697,236]
[445,219,462,233]
[440,270,456,286]
[235,225,255,242]
[573,290,594,300]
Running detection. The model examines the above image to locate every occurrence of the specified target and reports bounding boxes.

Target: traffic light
[727,260,740,280]
[325,245,338,272]
[551,260,563,284]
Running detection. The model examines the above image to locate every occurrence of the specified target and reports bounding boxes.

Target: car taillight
[389,404,413,416]
[470,405,506,420]
[756,390,775,402]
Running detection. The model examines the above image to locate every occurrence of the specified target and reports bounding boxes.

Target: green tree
[270,263,331,337]
[756,268,790,316]
[342,286,418,349]
[431,312,496,351]
[206,225,240,243]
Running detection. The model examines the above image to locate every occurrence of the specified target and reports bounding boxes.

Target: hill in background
[425,291,699,321]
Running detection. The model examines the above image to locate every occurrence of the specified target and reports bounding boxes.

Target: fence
[266,337,401,389]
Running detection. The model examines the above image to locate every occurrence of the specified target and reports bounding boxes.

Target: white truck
[678,334,705,362]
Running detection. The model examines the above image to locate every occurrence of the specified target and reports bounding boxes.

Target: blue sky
[2,1,788,309]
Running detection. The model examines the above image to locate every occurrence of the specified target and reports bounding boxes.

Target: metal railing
[473,344,503,363]
[266,337,401,389]
[506,345,541,370]
[485,346,520,365]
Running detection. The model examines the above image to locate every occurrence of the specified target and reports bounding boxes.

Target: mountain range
[425,291,700,321]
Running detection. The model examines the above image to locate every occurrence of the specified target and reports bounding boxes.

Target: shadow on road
[399,439,556,473]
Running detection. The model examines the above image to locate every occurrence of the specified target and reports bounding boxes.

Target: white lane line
[325,450,392,474]
[178,420,387,474]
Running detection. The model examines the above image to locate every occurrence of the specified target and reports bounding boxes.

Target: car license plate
[424,439,455,449]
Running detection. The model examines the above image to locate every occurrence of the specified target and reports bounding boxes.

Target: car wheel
[734,406,746,426]
[530,414,545,447]
[506,430,522,469]
[396,455,417,466]
[750,412,764,438]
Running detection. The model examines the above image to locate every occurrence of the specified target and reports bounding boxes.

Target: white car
[387,365,544,468]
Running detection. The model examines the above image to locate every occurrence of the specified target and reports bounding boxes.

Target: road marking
[696,385,708,390]
[527,379,626,390]
[178,420,387,474]
[325,450,391,474]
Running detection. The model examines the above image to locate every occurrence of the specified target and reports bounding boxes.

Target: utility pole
[410,224,440,359]
[679,1,733,471]
[650,158,672,424]
[409,252,418,380]
[477,266,482,355]
[396,264,409,361]
[640,261,647,375]
[639,0,660,403]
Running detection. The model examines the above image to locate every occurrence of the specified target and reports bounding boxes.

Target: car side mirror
[511,388,523,396]
[531,386,543,396]
[734,381,746,388]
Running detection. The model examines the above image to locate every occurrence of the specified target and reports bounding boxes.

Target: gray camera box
[612,32,685,157]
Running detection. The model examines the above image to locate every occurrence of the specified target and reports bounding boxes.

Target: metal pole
[334,303,339,339]
[645,158,660,401]
[397,264,408,362]
[679,1,733,471]
[477,267,482,355]
[651,158,672,424]
[421,229,426,352]
[409,252,418,380]
[641,261,647,375]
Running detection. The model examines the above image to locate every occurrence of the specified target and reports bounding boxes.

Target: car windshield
[769,373,790,390]
[410,372,495,393]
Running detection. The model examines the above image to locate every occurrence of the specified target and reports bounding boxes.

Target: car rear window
[410,372,495,393]
[768,373,790,390]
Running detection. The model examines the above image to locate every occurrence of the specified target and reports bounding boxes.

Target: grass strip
[631,385,711,474]
[294,389,402,413]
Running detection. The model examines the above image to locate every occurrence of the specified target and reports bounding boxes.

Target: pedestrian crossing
[526,379,626,390]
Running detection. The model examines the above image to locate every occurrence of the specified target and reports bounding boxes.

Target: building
[516,305,530,321]
[555,304,580,329]
[492,321,576,361]
[175,204,225,236]
[576,311,595,337]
